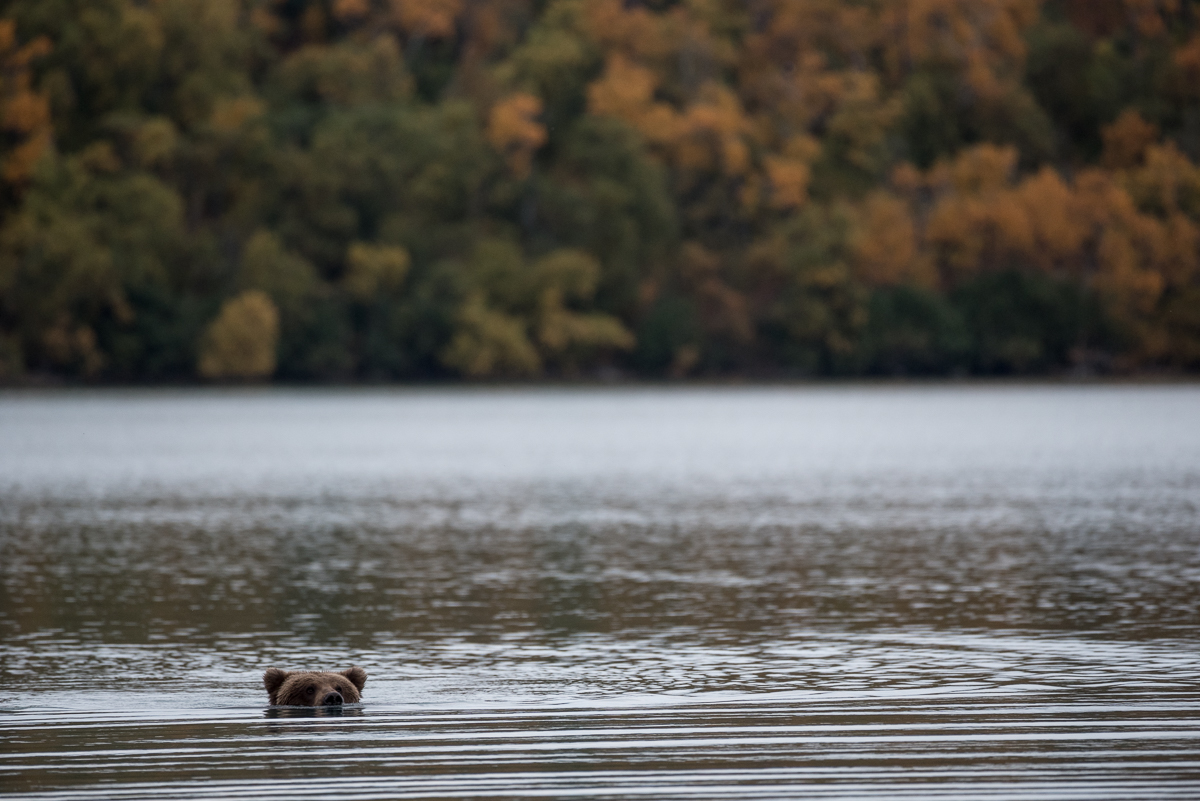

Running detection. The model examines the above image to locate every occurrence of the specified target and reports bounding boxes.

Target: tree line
[1,0,1199,381]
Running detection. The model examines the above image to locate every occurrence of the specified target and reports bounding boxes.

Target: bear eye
[305,686,315,695]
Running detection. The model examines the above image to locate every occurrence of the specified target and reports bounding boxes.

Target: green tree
[0,145,194,378]
[440,239,633,377]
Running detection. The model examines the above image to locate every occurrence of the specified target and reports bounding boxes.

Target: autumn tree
[1,0,1199,380]
[197,290,279,379]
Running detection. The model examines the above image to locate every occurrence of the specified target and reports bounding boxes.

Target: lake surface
[2,384,1199,799]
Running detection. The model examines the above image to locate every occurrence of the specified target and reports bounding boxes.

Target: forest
[1,0,1199,381]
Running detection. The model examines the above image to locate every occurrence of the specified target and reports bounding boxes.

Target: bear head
[263,666,367,706]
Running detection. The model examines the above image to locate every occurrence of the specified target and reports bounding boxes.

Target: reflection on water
[1,386,1199,798]
[264,705,365,719]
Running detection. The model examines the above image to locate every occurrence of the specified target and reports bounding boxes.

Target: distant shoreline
[2,372,1198,392]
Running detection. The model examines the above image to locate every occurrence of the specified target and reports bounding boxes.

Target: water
[1,385,1199,799]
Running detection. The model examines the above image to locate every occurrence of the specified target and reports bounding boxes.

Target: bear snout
[321,691,344,706]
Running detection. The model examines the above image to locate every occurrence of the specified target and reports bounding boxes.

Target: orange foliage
[1064,0,1178,38]
[0,19,53,185]
[739,0,879,117]
[1176,34,1200,95]
[1102,110,1159,169]
[925,192,1031,279]
[1014,167,1090,267]
[390,0,463,38]
[582,0,676,63]
[6,0,1200,377]
[1126,0,1181,37]
[1075,170,1166,324]
[1158,213,1200,286]
[588,54,757,190]
[763,155,810,210]
[871,140,1200,358]
[933,143,1019,194]
[332,0,372,24]
[852,192,932,287]
[1120,144,1200,285]
[881,0,1040,99]
[746,0,878,63]
[486,92,547,179]
[586,54,676,146]
[919,146,1164,291]
[675,83,753,177]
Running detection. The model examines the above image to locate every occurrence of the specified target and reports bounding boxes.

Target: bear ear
[341,666,367,691]
[263,668,290,696]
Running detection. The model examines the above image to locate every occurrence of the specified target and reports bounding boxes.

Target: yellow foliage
[209,96,264,134]
[240,230,318,306]
[537,289,634,355]
[441,293,541,377]
[78,142,122,174]
[133,118,178,169]
[439,246,633,376]
[486,93,547,179]
[535,249,600,300]
[197,291,280,380]
[532,249,634,364]
[344,243,411,300]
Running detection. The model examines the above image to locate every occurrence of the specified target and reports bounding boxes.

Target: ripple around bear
[263,667,367,706]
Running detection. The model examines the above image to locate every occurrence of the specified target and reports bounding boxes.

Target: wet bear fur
[263,667,367,706]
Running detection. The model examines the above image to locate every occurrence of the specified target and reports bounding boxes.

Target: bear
[263,666,367,706]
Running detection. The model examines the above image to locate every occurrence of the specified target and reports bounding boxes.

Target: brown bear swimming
[263,667,367,706]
